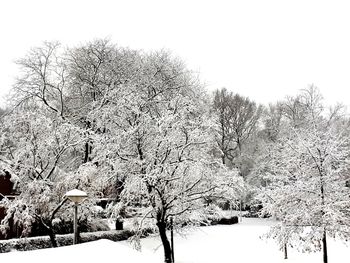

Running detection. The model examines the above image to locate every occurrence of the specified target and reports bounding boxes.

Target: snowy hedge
[0,229,134,253]
[0,215,238,253]
[211,216,238,225]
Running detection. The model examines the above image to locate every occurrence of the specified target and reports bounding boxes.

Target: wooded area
[0,40,349,263]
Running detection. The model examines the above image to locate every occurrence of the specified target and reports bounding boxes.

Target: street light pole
[65,189,88,245]
[73,203,78,244]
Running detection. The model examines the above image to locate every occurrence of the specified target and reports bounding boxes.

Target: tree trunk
[48,227,58,247]
[46,197,68,248]
[83,142,91,163]
[318,159,327,263]
[283,243,288,259]
[236,135,242,155]
[322,230,328,263]
[170,217,174,263]
[40,219,58,248]
[157,221,173,263]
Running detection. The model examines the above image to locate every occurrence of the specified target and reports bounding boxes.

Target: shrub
[0,229,134,253]
[211,216,239,225]
[217,216,239,225]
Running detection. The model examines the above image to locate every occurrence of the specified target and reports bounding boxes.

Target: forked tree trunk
[157,221,173,263]
[40,219,57,248]
[42,198,68,248]
[48,227,58,247]
[322,230,328,263]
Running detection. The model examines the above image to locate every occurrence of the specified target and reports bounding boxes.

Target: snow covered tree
[0,104,82,245]
[88,51,243,263]
[13,41,67,118]
[212,88,262,167]
[1,40,244,260]
[258,87,350,263]
[260,103,283,143]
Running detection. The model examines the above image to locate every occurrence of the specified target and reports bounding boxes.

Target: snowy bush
[214,216,239,225]
[0,229,134,253]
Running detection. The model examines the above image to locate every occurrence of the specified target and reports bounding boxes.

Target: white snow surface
[128,218,350,263]
[1,218,349,263]
[0,239,157,262]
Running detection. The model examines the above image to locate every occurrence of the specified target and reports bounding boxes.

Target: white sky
[1,0,350,107]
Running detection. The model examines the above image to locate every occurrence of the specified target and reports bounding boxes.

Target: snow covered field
[134,218,350,263]
[1,218,349,263]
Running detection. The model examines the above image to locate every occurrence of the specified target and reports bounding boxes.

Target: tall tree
[89,52,243,263]
[212,88,262,170]
[258,87,350,263]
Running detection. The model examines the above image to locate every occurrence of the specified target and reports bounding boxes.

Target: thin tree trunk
[322,230,328,263]
[220,116,226,165]
[83,142,90,163]
[157,221,173,263]
[237,136,242,155]
[170,217,174,262]
[284,243,288,259]
[317,155,327,263]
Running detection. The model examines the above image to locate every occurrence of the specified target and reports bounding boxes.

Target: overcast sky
[1,0,350,107]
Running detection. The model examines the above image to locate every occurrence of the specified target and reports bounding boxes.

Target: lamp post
[65,189,88,245]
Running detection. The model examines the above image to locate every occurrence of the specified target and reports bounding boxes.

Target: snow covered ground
[133,218,350,263]
[1,218,349,263]
[0,238,158,263]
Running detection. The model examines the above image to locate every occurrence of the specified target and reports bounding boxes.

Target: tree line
[0,39,349,263]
